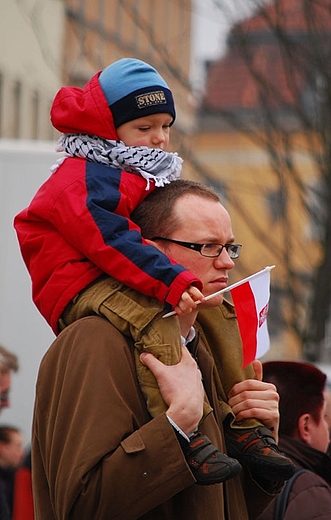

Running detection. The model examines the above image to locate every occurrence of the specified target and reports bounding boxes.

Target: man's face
[0,431,24,469]
[308,393,331,453]
[0,372,11,411]
[156,194,236,307]
[324,389,331,441]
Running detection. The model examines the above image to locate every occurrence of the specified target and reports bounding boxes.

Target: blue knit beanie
[99,58,176,128]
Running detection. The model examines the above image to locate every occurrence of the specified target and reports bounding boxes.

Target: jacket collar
[279,435,331,485]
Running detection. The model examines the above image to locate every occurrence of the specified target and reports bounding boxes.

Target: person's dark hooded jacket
[257,435,331,520]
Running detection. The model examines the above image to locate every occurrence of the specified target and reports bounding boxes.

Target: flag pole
[162,265,275,319]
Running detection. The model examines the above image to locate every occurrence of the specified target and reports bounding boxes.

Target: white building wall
[0,139,58,443]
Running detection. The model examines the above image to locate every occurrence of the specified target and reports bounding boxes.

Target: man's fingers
[140,351,163,372]
[140,345,194,372]
[252,359,263,382]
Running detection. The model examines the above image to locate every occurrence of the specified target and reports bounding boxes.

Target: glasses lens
[200,244,222,257]
[198,243,242,258]
[227,244,241,259]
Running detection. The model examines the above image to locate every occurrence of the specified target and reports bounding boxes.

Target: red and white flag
[163,265,274,368]
[229,267,273,368]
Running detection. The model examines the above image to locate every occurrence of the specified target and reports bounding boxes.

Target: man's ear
[144,238,155,246]
[297,413,312,444]
[145,238,165,253]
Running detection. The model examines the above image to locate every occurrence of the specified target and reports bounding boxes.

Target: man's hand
[140,346,204,436]
[227,360,280,441]
[173,286,204,316]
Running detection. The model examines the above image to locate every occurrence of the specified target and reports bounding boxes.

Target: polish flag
[229,267,273,368]
[162,266,274,369]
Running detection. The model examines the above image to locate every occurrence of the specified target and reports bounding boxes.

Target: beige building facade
[0,0,195,143]
[0,0,65,139]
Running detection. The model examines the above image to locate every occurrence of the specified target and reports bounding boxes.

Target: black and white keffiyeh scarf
[51,134,183,189]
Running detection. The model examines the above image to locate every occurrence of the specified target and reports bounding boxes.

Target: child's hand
[173,286,204,316]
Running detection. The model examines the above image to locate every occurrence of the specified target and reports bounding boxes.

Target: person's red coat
[12,465,34,520]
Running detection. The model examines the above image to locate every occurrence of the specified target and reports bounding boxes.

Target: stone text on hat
[136,91,167,109]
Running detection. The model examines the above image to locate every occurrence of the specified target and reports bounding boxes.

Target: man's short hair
[0,345,19,374]
[132,179,221,239]
[263,360,326,436]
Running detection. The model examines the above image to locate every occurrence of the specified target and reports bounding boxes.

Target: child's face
[116,113,173,149]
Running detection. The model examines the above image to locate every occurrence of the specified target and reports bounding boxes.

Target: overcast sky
[191,0,263,90]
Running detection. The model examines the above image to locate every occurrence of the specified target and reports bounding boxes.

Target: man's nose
[213,249,235,269]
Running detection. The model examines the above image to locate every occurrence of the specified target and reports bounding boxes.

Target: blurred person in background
[324,389,331,455]
[0,426,24,518]
[257,361,331,520]
[0,344,19,520]
[0,345,19,412]
[12,447,34,520]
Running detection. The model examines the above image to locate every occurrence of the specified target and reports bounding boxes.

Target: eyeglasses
[151,237,242,259]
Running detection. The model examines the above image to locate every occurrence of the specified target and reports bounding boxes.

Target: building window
[32,89,40,140]
[13,81,22,138]
[266,188,286,223]
[305,178,326,241]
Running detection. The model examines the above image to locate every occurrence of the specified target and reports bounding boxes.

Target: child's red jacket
[14,72,201,334]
